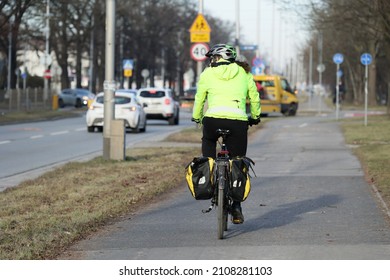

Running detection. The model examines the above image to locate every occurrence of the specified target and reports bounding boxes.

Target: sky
[200,0,310,73]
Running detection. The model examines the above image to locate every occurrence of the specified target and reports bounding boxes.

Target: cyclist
[192,43,261,224]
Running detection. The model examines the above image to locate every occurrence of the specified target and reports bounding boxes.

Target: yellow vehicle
[253,75,298,116]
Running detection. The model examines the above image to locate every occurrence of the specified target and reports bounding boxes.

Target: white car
[136,87,180,125]
[86,90,147,133]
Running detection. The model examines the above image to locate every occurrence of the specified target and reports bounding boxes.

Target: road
[0,110,193,191]
[59,95,390,260]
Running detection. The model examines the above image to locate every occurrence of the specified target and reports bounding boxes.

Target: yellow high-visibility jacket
[192,59,261,122]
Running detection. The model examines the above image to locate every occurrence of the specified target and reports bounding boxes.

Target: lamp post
[44,0,50,105]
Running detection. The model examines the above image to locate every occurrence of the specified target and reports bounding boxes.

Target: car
[136,87,180,125]
[58,88,95,108]
[86,89,147,133]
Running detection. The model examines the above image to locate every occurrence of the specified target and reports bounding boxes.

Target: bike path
[59,100,390,260]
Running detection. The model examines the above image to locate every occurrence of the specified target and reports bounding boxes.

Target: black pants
[202,117,248,159]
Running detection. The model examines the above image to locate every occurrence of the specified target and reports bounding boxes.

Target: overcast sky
[201,0,309,72]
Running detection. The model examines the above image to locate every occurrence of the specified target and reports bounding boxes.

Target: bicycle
[195,117,260,239]
[202,128,232,239]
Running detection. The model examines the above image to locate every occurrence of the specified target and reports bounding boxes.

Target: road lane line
[0,140,11,145]
[299,123,308,128]
[30,135,44,139]
[50,131,69,136]
[75,127,86,131]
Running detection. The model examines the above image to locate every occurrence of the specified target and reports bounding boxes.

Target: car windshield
[260,80,275,87]
[95,96,131,104]
[139,90,165,98]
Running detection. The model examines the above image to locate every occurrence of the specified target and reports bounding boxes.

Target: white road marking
[75,127,86,131]
[299,123,308,128]
[50,130,69,136]
[0,140,11,145]
[30,135,44,139]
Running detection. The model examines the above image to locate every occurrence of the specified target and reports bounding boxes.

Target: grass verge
[0,147,197,259]
[0,109,82,125]
[341,114,390,209]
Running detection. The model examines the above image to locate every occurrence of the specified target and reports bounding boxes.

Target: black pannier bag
[229,157,255,202]
[185,157,215,200]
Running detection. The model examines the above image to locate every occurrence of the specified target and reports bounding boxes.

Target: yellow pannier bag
[185,157,215,200]
[229,157,255,202]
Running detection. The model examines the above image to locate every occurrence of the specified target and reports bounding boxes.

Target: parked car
[58,88,95,108]
[86,90,147,133]
[136,87,180,125]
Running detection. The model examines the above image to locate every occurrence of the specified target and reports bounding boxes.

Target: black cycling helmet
[205,44,237,61]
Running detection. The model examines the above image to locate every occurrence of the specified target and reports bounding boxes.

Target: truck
[252,74,299,116]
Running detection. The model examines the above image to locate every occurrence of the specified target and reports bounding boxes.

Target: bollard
[52,94,59,110]
[110,119,126,160]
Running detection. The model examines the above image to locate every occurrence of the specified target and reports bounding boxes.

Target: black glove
[248,117,261,126]
[191,117,201,124]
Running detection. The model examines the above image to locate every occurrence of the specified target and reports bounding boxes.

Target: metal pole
[256,0,260,58]
[309,46,313,109]
[235,0,240,56]
[44,0,50,104]
[103,0,116,159]
[364,64,368,126]
[318,32,323,114]
[89,17,94,93]
[336,64,340,120]
[196,0,203,83]
[7,17,12,101]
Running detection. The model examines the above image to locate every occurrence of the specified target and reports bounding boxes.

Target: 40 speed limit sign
[190,43,209,61]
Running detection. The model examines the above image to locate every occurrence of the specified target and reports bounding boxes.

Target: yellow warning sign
[124,69,132,77]
[189,14,211,43]
[189,14,211,32]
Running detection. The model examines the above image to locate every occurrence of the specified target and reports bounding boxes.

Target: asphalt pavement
[59,94,390,260]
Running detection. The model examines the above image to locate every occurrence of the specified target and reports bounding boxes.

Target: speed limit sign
[190,43,209,61]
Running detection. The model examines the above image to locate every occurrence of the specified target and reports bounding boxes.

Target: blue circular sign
[252,57,262,67]
[333,53,344,64]
[360,53,372,66]
[337,69,343,78]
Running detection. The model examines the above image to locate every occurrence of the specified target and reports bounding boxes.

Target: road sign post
[333,53,344,120]
[360,53,372,126]
[189,12,211,82]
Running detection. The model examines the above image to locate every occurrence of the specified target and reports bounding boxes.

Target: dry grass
[341,114,390,207]
[0,109,81,125]
[0,147,196,259]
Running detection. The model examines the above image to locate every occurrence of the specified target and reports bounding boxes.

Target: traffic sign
[189,14,211,43]
[44,69,51,79]
[189,14,211,32]
[337,69,343,77]
[333,53,344,64]
[190,43,209,61]
[124,69,132,77]
[252,57,263,67]
[317,63,325,73]
[123,59,134,70]
[360,53,372,65]
[240,45,258,51]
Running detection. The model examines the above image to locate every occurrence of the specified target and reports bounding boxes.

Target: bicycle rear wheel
[217,166,228,239]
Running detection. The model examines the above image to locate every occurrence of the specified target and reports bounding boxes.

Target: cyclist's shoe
[231,205,244,224]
